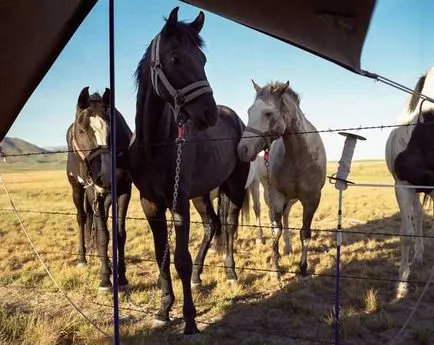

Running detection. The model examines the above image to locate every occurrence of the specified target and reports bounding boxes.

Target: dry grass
[1,161,434,344]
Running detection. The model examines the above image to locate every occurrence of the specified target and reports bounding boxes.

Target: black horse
[127,7,249,334]
[66,87,132,291]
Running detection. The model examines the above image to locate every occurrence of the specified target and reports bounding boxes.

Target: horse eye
[170,55,179,64]
[78,129,85,134]
[265,112,273,117]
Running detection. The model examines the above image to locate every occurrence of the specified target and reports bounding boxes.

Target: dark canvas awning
[182,0,376,73]
[0,0,97,142]
[0,0,376,142]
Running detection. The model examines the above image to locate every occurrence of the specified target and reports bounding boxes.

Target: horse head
[139,7,218,130]
[238,80,292,162]
[72,87,111,193]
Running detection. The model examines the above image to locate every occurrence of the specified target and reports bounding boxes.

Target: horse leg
[282,200,296,255]
[72,185,87,265]
[84,196,94,254]
[92,193,112,291]
[141,197,174,322]
[223,197,242,282]
[269,206,283,279]
[299,194,321,276]
[171,196,199,334]
[250,179,264,245]
[117,183,131,289]
[395,187,415,298]
[412,194,424,265]
[192,195,220,286]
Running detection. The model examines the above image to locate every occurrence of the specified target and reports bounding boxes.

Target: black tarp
[0,0,376,141]
[0,0,97,141]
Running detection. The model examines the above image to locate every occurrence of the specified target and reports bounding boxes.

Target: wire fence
[2,120,434,344]
[0,118,433,160]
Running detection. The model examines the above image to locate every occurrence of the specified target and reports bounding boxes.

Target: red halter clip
[177,124,185,139]
[176,123,186,145]
[264,148,269,162]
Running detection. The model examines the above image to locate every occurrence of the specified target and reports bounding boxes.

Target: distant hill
[0,137,67,171]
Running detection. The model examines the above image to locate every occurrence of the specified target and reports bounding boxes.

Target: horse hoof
[98,286,112,293]
[152,318,169,328]
[77,262,86,267]
[256,238,265,246]
[184,323,200,335]
[227,278,238,286]
[119,284,129,292]
[192,281,202,288]
[208,247,217,254]
[396,282,408,300]
[183,333,203,342]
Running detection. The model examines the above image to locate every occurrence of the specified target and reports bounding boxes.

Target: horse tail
[214,189,229,253]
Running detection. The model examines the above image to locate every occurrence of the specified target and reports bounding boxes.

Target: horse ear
[77,87,90,109]
[251,79,262,93]
[190,11,205,33]
[276,81,289,97]
[103,88,111,106]
[163,7,179,34]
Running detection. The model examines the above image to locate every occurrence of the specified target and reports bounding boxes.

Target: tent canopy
[181,0,376,73]
[0,0,376,142]
[0,0,97,142]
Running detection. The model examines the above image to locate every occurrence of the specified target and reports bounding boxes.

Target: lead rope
[263,147,283,289]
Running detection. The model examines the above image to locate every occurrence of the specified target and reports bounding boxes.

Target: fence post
[329,132,365,345]
[109,0,120,343]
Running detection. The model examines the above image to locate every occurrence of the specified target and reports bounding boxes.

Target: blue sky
[7,0,434,160]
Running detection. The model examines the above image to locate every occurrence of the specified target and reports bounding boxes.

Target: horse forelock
[259,82,301,106]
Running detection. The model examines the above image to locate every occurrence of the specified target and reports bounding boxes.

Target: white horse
[238,80,326,276]
[385,67,434,298]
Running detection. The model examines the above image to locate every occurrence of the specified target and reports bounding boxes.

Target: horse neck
[281,99,312,155]
[135,76,175,158]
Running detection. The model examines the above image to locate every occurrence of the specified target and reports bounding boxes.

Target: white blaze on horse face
[90,116,111,182]
[247,99,275,133]
[90,116,109,146]
[239,99,277,160]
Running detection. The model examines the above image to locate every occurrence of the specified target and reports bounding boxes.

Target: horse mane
[407,74,427,114]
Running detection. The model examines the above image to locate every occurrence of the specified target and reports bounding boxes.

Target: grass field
[1,161,434,345]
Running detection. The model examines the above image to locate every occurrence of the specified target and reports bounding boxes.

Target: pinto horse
[66,87,132,291]
[127,8,249,334]
[385,67,434,298]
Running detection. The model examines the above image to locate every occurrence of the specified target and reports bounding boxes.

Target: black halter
[150,34,213,123]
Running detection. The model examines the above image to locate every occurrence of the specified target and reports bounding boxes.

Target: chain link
[159,125,185,275]
[264,148,283,289]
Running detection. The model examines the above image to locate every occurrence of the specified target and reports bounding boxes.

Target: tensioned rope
[0,175,111,339]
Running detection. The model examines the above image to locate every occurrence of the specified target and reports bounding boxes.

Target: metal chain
[159,124,185,274]
[264,148,283,288]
